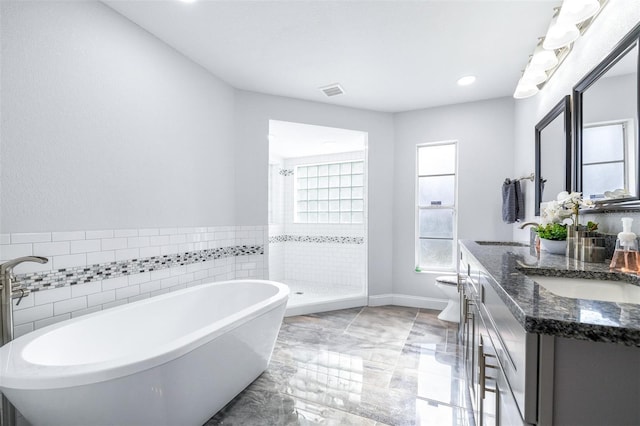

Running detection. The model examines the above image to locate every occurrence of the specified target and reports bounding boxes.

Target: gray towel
[502,179,524,223]
[515,180,524,221]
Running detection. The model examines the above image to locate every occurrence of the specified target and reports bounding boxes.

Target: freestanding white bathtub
[0,279,289,426]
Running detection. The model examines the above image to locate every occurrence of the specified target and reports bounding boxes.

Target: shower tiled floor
[286,280,364,306]
[205,306,474,425]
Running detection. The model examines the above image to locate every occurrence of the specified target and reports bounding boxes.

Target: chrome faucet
[1,256,48,345]
[0,256,48,426]
[519,221,540,229]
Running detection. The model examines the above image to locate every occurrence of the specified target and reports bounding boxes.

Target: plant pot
[540,238,567,255]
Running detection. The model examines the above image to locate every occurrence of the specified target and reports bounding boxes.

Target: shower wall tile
[34,286,71,305]
[102,238,127,250]
[35,313,71,330]
[102,277,128,291]
[85,230,114,239]
[70,239,101,254]
[139,228,160,237]
[52,253,86,269]
[115,229,138,238]
[140,246,161,258]
[87,290,116,307]
[115,248,139,261]
[52,231,85,242]
[54,296,88,316]
[11,232,51,244]
[116,285,140,300]
[2,225,267,336]
[71,306,101,319]
[14,304,53,325]
[71,280,102,298]
[0,244,33,260]
[14,323,34,338]
[87,250,115,265]
[269,151,367,291]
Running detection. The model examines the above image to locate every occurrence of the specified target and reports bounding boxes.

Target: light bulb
[543,18,580,50]
[513,79,539,99]
[559,0,600,24]
[521,66,547,85]
[530,44,559,71]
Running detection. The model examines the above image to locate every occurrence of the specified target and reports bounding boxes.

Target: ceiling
[269,120,366,159]
[105,0,559,113]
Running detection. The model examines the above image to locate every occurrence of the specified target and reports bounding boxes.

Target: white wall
[514,1,640,240]
[393,97,516,298]
[234,90,395,296]
[0,1,237,232]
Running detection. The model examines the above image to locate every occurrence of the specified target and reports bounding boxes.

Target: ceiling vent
[319,83,345,97]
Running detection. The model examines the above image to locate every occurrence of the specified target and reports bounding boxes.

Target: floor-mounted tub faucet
[1,256,48,426]
[0,256,48,345]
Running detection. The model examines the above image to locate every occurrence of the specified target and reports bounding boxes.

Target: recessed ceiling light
[457,76,476,86]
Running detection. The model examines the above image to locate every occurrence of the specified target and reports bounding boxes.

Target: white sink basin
[530,276,640,304]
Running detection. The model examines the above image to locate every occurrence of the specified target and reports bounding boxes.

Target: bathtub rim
[0,279,289,390]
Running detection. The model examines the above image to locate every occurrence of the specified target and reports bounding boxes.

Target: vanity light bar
[513,0,608,99]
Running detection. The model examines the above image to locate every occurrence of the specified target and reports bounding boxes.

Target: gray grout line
[16,245,264,292]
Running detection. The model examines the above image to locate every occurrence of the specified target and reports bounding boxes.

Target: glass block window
[296,160,365,224]
[416,142,457,271]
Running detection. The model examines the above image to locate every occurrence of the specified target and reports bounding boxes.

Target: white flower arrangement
[541,191,594,225]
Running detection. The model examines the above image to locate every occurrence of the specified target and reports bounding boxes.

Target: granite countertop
[459,239,640,347]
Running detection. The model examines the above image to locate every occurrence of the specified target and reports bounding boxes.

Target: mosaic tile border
[16,245,264,292]
[279,169,294,176]
[269,235,364,244]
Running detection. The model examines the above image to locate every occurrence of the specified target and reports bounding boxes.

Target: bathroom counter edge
[459,240,640,347]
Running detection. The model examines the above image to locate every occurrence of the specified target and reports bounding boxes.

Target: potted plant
[535,223,568,254]
[537,192,597,255]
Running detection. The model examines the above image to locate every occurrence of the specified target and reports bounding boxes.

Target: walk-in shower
[268,120,368,315]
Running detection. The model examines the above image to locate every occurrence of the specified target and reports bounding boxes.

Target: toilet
[435,275,460,323]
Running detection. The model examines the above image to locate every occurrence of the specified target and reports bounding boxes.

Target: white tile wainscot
[1,225,268,338]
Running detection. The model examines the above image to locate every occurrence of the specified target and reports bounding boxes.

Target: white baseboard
[368,293,447,311]
[285,296,368,317]
[283,294,448,317]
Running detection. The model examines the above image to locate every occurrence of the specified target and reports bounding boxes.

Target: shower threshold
[282,280,367,316]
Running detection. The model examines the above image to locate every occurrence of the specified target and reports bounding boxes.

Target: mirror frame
[573,22,640,208]
[535,95,572,216]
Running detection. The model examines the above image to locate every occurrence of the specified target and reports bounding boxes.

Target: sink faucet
[1,256,48,345]
[0,256,48,426]
[519,221,540,229]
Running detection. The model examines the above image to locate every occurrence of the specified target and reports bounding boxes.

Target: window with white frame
[295,160,364,224]
[582,121,632,200]
[416,142,457,271]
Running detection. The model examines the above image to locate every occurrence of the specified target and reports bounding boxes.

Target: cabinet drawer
[496,357,527,426]
[480,273,538,424]
[459,247,480,285]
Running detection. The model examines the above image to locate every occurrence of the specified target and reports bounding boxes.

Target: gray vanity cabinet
[460,247,537,426]
[459,242,640,426]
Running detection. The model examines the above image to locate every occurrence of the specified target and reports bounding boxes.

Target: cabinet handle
[462,296,468,319]
[479,340,498,399]
[464,297,474,320]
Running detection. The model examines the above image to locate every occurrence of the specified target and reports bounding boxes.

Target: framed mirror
[573,22,640,206]
[535,96,572,216]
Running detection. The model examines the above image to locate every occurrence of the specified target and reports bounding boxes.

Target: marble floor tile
[205,306,473,426]
[283,307,362,332]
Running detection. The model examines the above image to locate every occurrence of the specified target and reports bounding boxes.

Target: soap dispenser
[609,217,640,273]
